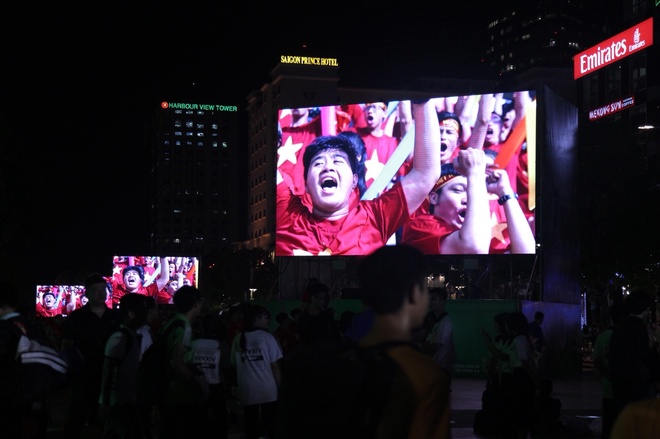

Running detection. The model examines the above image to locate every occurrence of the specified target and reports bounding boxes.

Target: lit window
[175,110,182,114]
[175,131,182,136]
[186,132,193,137]
[174,209,182,214]
[196,123,205,129]
[211,123,218,129]
[174,120,182,127]
[212,141,218,147]
[197,132,204,137]
[186,121,193,128]
[174,238,181,243]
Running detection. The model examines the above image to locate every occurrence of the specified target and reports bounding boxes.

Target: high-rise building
[245,58,341,252]
[485,0,608,78]
[575,3,660,305]
[147,100,240,257]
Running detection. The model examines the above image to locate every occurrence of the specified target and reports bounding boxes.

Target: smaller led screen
[111,256,199,307]
[275,92,536,256]
[36,285,84,317]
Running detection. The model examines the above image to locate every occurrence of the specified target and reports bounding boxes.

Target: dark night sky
[1,2,489,289]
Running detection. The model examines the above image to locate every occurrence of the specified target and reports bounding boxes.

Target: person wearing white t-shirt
[231,305,283,439]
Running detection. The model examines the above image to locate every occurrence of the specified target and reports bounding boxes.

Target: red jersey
[353,129,400,189]
[276,181,409,256]
[155,289,173,305]
[401,213,510,254]
[280,117,322,196]
[36,302,63,318]
[111,280,159,307]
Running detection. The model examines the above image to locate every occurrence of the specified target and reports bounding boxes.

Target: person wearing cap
[401,148,535,254]
[110,257,170,306]
[276,100,440,256]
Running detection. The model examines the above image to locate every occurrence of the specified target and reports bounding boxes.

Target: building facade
[485,0,609,78]
[147,100,240,257]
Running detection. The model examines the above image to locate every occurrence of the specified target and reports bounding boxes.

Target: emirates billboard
[574,17,653,79]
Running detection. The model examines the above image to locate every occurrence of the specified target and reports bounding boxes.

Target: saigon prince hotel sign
[280,55,339,67]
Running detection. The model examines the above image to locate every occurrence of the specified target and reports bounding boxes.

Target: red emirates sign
[574,17,653,79]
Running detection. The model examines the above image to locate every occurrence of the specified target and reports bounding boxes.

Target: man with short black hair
[356,246,449,438]
[426,288,456,377]
[98,293,149,438]
[62,274,121,438]
[402,149,535,254]
[276,100,441,256]
[297,283,340,346]
[609,291,660,418]
[159,286,207,438]
[277,246,450,438]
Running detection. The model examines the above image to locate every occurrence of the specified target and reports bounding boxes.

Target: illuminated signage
[161,101,238,112]
[588,96,635,121]
[574,17,653,79]
[280,55,339,67]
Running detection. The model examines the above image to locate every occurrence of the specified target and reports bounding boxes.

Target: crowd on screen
[276,94,536,256]
[35,256,198,318]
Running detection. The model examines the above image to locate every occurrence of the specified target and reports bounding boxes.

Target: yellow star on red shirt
[279,109,292,120]
[491,212,508,244]
[364,150,386,182]
[277,135,303,168]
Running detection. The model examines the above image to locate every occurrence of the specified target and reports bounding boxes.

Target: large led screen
[276,92,536,256]
[112,256,199,306]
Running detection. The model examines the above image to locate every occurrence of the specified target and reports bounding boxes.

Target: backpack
[276,340,407,439]
[0,319,68,409]
[136,319,185,405]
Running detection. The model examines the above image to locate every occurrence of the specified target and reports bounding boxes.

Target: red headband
[432,173,459,193]
[440,118,460,132]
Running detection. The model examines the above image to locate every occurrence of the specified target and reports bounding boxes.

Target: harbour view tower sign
[574,17,653,79]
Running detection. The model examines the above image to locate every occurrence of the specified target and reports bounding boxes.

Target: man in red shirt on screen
[279,107,322,197]
[401,150,535,255]
[276,100,440,256]
[110,257,169,306]
[351,102,400,188]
